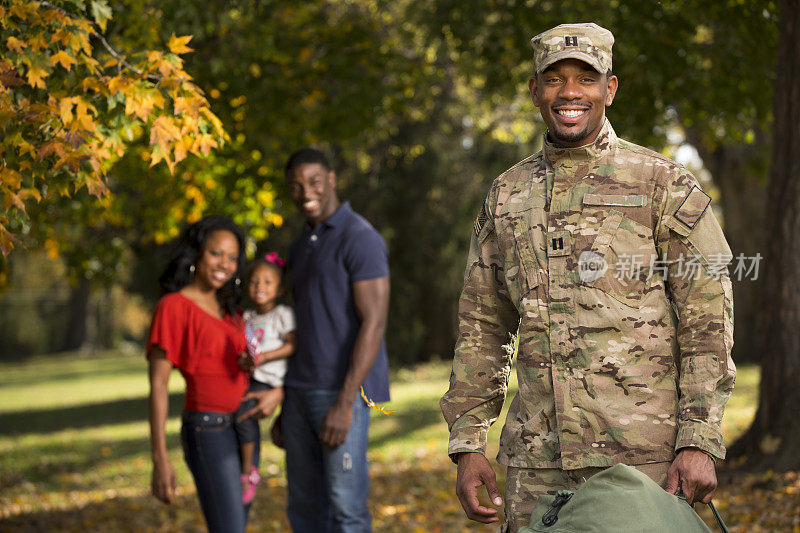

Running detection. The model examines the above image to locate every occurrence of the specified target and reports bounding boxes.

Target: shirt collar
[543,118,617,168]
[304,201,352,232]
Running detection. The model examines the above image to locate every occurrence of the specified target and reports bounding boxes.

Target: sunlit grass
[0,350,758,532]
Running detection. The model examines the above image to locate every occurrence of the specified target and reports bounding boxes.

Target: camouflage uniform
[440,118,735,530]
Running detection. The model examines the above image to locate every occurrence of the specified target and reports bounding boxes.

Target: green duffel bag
[520,463,727,533]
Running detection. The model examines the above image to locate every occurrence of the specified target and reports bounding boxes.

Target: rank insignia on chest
[547,230,571,257]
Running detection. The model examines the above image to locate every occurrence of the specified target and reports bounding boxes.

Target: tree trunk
[728,0,800,470]
[63,278,90,351]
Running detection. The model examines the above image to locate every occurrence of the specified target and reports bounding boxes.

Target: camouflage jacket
[441,119,735,470]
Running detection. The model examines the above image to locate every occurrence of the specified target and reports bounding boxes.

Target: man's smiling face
[529,58,618,147]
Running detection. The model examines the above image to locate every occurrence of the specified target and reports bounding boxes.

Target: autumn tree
[0,0,226,258]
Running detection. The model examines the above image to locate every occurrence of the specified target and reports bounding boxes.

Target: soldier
[441,23,735,533]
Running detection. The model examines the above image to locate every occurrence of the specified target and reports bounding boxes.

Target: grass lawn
[0,350,786,532]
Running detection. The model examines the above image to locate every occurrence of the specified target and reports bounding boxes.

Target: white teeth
[304,200,319,209]
[557,109,586,117]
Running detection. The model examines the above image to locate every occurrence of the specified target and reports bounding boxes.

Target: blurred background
[3,1,799,531]
[1,0,778,367]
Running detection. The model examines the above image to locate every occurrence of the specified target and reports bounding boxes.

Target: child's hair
[248,252,286,282]
[158,215,246,316]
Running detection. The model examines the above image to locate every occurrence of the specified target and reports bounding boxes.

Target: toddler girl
[234,252,296,504]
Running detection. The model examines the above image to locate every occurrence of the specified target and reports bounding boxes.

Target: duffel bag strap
[707,501,729,533]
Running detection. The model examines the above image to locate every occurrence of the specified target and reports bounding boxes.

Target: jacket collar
[543,118,617,168]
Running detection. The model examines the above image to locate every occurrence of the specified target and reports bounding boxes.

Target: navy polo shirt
[286,202,390,402]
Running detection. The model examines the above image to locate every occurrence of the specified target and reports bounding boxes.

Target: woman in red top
[147,216,282,532]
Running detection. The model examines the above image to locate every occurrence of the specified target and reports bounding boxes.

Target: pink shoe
[242,465,261,504]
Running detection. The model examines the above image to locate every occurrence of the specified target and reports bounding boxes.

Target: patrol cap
[530,23,614,75]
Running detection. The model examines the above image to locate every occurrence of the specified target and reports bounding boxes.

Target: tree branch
[35,0,160,82]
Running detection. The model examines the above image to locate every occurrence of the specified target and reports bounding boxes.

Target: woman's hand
[151,457,177,504]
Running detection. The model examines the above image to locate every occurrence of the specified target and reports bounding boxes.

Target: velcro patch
[583,194,646,207]
[673,186,711,229]
[474,200,489,237]
[546,230,571,257]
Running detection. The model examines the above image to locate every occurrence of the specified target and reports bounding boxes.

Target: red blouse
[147,292,248,412]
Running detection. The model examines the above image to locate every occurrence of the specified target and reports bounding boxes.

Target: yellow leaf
[150,116,181,150]
[6,36,26,53]
[173,136,193,165]
[17,188,41,202]
[195,134,218,157]
[1,168,22,188]
[147,50,163,64]
[26,65,48,89]
[28,32,48,51]
[50,50,77,71]
[4,188,26,211]
[108,75,128,93]
[157,58,175,77]
[59,96,77,125]
[167,34,194,55]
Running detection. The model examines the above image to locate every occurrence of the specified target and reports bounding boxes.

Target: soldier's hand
[665,447,717,505]
[455,452,503,524]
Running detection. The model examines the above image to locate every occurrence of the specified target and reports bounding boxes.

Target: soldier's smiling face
[529,58,618,148]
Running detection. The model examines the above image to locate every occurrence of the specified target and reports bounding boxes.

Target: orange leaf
[0,168,22,188]
[26,65,48,89]
[167,34,194,55]
[6,36,25,53]
[50,50,77,71]
[150,116,181,150]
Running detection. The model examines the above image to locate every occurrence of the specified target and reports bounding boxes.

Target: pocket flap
[663,215,691,238]
[583,194,647,207]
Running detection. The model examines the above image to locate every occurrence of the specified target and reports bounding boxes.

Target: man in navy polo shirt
[280,147,390,533]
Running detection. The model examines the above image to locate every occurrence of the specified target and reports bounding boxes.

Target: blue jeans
[181,411,259,533]
[282,387,372,533]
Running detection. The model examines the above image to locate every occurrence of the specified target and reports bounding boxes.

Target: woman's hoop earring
[189,264,195,274]
[235,277,241,286]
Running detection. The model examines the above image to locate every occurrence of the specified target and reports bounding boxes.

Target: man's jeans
[282,387,372,533]
[181,411,258,533]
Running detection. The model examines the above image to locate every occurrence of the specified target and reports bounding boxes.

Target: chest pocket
[577,194,657,307]
[496,197,545,308]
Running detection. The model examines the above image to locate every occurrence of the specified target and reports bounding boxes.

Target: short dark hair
[158,215,246,317]
[284,147,330,179]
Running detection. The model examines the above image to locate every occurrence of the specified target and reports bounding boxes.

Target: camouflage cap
[530,23,614,74]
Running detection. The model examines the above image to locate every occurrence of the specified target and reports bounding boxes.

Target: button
[310,235,318,242]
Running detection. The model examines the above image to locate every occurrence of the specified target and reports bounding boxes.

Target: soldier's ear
[605,75,618,106]
[529,76,540,107]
